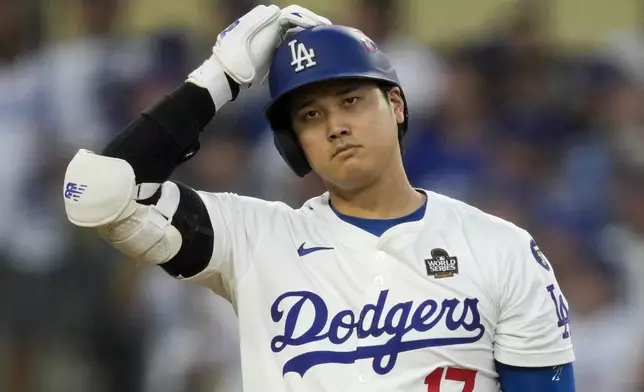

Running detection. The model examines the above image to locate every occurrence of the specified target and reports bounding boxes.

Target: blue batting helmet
[264,25,408,177]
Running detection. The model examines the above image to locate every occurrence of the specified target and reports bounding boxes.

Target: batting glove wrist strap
[187,55,233,110]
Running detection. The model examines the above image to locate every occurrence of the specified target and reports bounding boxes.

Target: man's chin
[326,163,378,190]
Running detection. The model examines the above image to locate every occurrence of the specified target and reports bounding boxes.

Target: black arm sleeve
[100,80,238,278]
[102,82,216,183]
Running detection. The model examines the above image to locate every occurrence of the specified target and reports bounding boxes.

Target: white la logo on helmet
[288,39,316,72]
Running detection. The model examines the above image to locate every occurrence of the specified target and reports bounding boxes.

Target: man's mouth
[332,144,360,158]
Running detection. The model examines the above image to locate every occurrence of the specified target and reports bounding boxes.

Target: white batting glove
[187,4,331,109]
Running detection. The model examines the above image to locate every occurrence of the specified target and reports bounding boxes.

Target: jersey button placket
[350,249,380,388]
[374,250,387,287]
[356,248,388,387]
[358,373,371,384]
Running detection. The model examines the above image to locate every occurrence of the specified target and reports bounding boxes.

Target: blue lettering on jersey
[270,289,485,377]
[546,284,571,339]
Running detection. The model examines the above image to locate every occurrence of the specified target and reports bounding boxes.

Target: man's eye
[303,110,320,120]
[344,97,359,105]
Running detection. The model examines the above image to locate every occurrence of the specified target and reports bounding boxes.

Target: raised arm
[62,6,331,287]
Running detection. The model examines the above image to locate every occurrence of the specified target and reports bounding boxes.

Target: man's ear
[387,87,405,125]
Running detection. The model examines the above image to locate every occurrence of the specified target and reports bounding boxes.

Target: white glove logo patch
[219,19,240,39]
[288,39,316,72]
[64,182,88,202]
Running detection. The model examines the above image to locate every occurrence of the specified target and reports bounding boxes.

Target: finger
[286,12,331,27]
[280,5,331,28]
[278,13,330,33]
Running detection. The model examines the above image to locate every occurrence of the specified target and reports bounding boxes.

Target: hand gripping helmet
[264,25,408,177]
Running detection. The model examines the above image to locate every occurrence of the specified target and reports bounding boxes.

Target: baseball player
[63,4,576,391]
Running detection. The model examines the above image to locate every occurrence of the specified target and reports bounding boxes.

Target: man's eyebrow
[293,83,363,113]
[333,83,361,97]
[293,98,315,113]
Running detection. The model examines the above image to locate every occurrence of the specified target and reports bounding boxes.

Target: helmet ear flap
[272,131,311,177]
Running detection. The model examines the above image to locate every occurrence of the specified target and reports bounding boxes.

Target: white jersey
[183,189,574,392]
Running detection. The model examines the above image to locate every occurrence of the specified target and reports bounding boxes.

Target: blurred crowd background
[1,0,644,391]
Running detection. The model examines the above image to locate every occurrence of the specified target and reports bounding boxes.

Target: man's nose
[326,112,351,141]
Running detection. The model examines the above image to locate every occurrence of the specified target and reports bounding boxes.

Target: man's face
[288,79,405,190]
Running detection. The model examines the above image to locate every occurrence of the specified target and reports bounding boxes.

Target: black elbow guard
[160,182,214,278]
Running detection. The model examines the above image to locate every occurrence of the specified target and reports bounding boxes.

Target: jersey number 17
[425,367,478,392]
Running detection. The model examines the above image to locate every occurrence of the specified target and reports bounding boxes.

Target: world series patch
[425,248,459,279]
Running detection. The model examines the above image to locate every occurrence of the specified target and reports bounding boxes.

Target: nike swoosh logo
[297,242,334,257]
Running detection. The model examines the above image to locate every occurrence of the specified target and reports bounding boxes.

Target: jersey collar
[315,189,445,249]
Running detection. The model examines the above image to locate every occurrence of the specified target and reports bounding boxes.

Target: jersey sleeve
[493,228,575,367]
[179,191,286,304]
[496,362,576,392]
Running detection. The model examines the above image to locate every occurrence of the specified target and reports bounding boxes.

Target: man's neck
[327,164,424,219]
